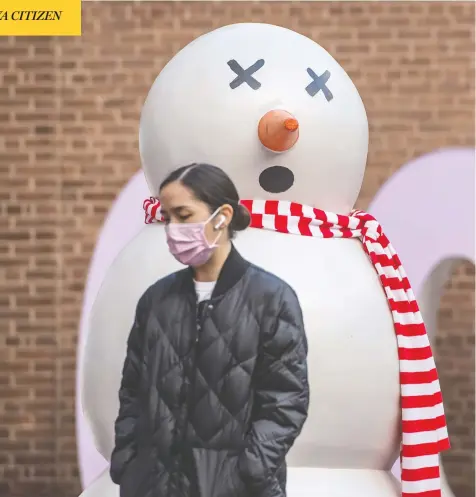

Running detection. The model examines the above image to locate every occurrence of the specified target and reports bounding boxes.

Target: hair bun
[232,203,251,232]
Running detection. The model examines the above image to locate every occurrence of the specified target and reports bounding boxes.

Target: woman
[110,163,309,497]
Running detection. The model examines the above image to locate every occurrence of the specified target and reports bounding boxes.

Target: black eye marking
[227,59,265,90]
[305,68,333,101]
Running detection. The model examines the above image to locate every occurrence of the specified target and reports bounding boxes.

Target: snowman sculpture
[81,23,450,497]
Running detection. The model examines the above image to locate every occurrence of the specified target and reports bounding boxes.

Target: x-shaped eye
[305,68,333,101]
[227,59,265,90]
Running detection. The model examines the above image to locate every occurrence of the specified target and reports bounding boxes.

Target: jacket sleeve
[109,292,149,484]
[238,284,309,494]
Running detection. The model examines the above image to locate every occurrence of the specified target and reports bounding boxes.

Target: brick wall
[0,2,474,496]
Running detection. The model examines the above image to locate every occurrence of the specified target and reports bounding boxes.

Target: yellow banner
[0,0,81,36]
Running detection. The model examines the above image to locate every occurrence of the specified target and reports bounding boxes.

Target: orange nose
[258,110,299,153]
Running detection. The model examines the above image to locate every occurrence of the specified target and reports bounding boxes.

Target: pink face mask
[165,208,224,266]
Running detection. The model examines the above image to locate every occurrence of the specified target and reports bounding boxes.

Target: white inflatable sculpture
[79,23,449,497]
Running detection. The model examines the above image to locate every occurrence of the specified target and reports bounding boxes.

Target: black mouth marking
[259,166,294,194]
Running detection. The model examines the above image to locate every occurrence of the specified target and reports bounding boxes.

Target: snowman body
[82,224,401,496]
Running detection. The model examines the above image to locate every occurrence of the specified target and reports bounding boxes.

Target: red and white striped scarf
[143,197,450,497]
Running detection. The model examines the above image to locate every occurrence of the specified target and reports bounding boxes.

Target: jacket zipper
[187,299,206,419]
[178,299,206,494]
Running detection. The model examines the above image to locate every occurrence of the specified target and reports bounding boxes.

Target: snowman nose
[258,110,299,153]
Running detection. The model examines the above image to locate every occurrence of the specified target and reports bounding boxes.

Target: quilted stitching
[110,265,309,497]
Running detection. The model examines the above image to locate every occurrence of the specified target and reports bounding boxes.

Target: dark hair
[159,163,251,238]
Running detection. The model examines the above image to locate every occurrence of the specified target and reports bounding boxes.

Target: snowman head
[140,23,368,214]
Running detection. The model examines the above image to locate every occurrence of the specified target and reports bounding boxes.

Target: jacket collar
[184,243,250,301]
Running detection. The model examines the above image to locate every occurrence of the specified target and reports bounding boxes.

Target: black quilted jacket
[110,245,309,497]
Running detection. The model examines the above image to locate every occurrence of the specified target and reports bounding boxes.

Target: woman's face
[159,181,232,244]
